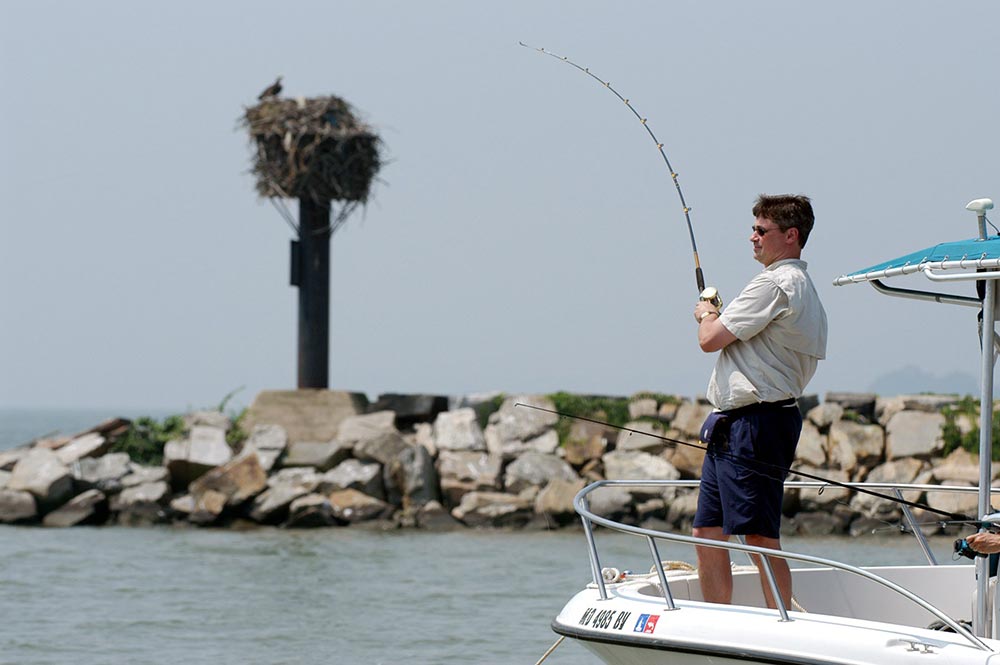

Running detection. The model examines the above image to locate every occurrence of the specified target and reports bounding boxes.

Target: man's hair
[752,194,814,248]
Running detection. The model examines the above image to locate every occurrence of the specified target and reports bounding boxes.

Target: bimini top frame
[832,197,997,636]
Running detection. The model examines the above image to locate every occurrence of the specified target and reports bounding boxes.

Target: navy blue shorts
[692,403,802,539]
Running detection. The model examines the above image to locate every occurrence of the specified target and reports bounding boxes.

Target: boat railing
[574,479,1000,652]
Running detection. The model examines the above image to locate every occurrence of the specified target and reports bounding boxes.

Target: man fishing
[691,194,828,608]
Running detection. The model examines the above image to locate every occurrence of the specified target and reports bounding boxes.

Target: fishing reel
[954,538,989,560]
[700,287,723,309]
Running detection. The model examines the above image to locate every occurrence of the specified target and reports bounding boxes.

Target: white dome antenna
[966,198,995,239]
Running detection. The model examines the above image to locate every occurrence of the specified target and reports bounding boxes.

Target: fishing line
[519,41,708,294]
[515,402,976,523]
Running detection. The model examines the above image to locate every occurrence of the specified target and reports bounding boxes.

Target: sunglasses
[751,224,782,237]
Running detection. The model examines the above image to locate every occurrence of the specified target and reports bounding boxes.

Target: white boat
[548,199,1000,664]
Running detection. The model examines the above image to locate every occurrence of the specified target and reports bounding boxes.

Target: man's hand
[966,532,1000,555]
[694,301,719,324]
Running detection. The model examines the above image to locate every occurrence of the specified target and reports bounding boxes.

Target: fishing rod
[519,42,721,308]
[515,402,977,523]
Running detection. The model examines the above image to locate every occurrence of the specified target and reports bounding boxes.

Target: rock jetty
[0,390,988,535]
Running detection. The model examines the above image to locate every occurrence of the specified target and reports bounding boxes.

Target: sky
[3,1,1000,412]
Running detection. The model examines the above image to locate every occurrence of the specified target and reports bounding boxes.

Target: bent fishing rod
[519,42,720,307]
[515,402,982,524]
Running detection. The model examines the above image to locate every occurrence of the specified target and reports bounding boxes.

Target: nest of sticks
[243,95,382,203]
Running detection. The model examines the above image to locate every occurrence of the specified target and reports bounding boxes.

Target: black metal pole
[296,198,331,388]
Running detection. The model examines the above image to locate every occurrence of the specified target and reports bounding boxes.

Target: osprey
[258,76,283,101]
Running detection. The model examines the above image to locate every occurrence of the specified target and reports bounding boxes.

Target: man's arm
[694,302,738,352]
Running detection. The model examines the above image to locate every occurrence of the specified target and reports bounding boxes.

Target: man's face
[750,215,795,265]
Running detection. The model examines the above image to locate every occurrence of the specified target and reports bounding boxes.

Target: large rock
[615,421,668,454]
[932,448,981,484]
[503,452,578,493]
[320,459,385,499]
[242,389,369,445]
[450,490,534,528]
[433,408,486,452]
[670,401,714,437]
[436,451,502,505]
[163,426,232,486]
[825,392,877,422]
[562,420,610,466]
[0,470,8,489]
[55,433,109,465]
[629,398,659,419]
[384,444,439,509]
[483,395,559,460]
[287,493,338,528]
[7,448,74,510]
[72,452,132,494]
[827,420,884,472]
[877,394,962,426]
[851,458,926,517]
[806,403,844,430]
[280,439,352,471]
[586,485,633,520]
[0,489,37,523]
[183,410,231,431]
[122,465,169,488]
[337,411,398,448]
[241,424,288,471]
[111,481,171,524]
[250,468,320,524]
[790,466,850,507]
[189,452,268,507]
[369,393,449,428]
[354,431,409,465]
[534,478,585,524]
[328,488,392,523]
[43,489,108,527]
[885,411,945,459]
[0,447,29,471]
[171,490,228,525]
[663,433,706,478]
[795,421,826,467]
[602,450,680,498]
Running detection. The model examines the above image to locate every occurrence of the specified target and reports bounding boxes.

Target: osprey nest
[243,95,381,203]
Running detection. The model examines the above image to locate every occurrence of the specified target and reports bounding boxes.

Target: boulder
[384,444,439,509]
[663,433,706,478]
[503,452,578,493]
[792,511,842,536]
[825,392,877,422]
[562,420,610,466]
[851,458,926,517]
[55,433,109,465]
[369,393,449,428]
[586,486,632,520]
[328,488,392,523]
[827,420,884,472]
[806,403,844,430]
[671,401,714,437]
[43,489,108,527]
[337,411,398,447]
[280,439,352,471]
[411,423,436,456]
[450,490,534,528]
[628,398,658,419]
[0,489,37,523]
[0,470,8,489]
[885,411,945,459]
[657,402,680,423]
[122,465,169,488]
[163,426,232,486]
[169,489,228,525]
[483,394,559,460]
[534,477,585,524]
[931,448,980,484]
[614,421,668,454]
[433,408,486,452]
[795,421,826,467]
[319,459,385,499]
[790,466,850,507]
[72,453,132,494]
[354,431,409,465]
[0,447,29,471]
[666,490,700,527]
[925,482,979,518]
[111,481,171,524]
[416,500,462,530]
[436,451,502,505]
[602,450,680,498]
[241,389,369,445]
[241,424,288,471]
[250,468,320,524]
[287,493,338,527]
[7,448,74,510]
[189,452,268,507]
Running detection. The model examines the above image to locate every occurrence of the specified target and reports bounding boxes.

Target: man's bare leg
[744,534,791,609]
[693,526,732,603]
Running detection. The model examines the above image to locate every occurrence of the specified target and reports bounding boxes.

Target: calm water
[0,410,973,664]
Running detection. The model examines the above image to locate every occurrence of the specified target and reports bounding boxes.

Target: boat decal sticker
[578,607,634,631]
[633,613,659,633]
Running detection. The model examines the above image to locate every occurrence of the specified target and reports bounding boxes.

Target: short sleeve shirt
[707,259,828,410]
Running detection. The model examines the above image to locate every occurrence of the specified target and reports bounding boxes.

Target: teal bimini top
[833,236,1000,286]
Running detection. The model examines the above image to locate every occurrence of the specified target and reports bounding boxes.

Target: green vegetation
[547,392,631,444]
[631,391,680,406]
[226,408,249,450]
[940,396,1000,459]
[107,415,185,466]
[476,393,506,430]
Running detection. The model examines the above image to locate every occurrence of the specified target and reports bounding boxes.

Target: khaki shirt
[707,258,828,410]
